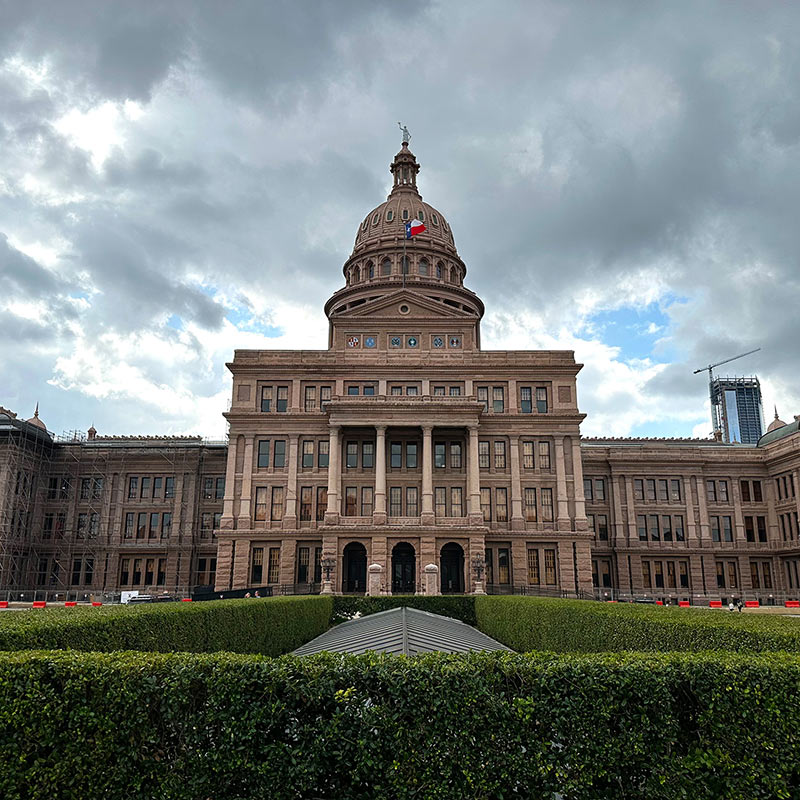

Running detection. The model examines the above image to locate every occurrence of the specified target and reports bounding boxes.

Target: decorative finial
[398,122,411,145]
[774,405,779,420]
[34,402,39,418]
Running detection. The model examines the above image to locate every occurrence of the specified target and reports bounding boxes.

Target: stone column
[696,473,710,544]
[367,563,383,596]
[467,425,482,523]
[421,425,434,524]
[509,436,524,531]
[610,473,625,548]
[571,437,587,531]
[236,436,254,529]
[220,436,238,529]
[324,426,341,524]
[374,425,387,524]
[554,437,570,531]
[283,434,299,529]
[625,476,638,546]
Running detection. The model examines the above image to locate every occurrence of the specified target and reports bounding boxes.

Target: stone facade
[2,141,800,601]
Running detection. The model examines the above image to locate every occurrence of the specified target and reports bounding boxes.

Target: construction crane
[694,348,761,437]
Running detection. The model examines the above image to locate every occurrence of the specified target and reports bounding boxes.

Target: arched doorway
[440,542,465,594]
[342,542,367,593]
[391,542,416,594]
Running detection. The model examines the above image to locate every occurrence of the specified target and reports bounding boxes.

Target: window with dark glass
[300,440,313,468]
[344,487,357,516]
[433,385,445,396]
[161,512,171,538]
[251,547,263,584]
[662,515,672,541]
[152,477,162,498]
[492,386,505,413]
[649,514,660,540]
[120,559,130,585]
[297,547,310,583]
[300,487,313,521]
[674,515,685,541]
[434,443,446,468]
[140,477,151,499]
[634,479,644,501]
[654,562,664,588]
[583,478,593,501]
[757,516,767,542]
[642,561,652,589]
[722,516,733,542]
[137,512,147,539]
[753,480,763,502]
[390,442,402,468]
[164,476,175,498]
[450,442,462,468]
[477,386,488,411]
[646,479,656,501]
[406,442,418,468]
[276,386,288,412]
[498,548,510,584]
[363,385,375,396]
[740,480,751,502]
[362,442,374,468]
[711,515,720,542]
[536,387,548,413]
[215,477,225,499]
[658,480,668,502]
[745,516,755,543]
[346,442,358,469]
[520,386,532,413]
[597,514,608,540]
[273,441,286,468]
[202,477,214,499]
[260,386,272,412]
[361,486,373,516]
[316,487,327,520]
[132,559,142,585]
[670,479,681,501]
[304,386,316,412]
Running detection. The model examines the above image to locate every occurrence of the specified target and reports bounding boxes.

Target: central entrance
[391,542,416,594]
[440,542,465,594]
[342,542,367,593]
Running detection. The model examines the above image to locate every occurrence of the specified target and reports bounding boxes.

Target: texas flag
[405,218,426,238]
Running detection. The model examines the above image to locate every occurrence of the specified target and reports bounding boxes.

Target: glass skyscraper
[711,377,765,444]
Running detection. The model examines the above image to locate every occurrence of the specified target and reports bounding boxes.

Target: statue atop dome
[398,122,411,145]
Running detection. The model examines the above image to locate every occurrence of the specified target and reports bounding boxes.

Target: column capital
[468,423,480,433]
[328,423,341,432]
[375,424,387,435]
[422,425,434,436]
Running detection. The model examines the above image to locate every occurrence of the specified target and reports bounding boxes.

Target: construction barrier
[709,600,723,608]
[786,600,800,608]
[91,602,102,607]
[745,601,760,608]
[678,601,690,607]
[64,602,77,607]
[32,601,46,609]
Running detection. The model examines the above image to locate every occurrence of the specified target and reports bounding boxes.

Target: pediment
[335,289,475,321]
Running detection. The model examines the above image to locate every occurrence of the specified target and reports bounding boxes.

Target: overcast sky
[2,0,799,440]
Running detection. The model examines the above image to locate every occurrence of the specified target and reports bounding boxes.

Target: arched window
[382,258,392,276]
[402,209,409,221]
[367,261,375,279]
[354,266,360,282]
[449,267,455,284]
[386,209,393,222]
[432,213,439,226]
[372,213,379,225]
[418,258,429,276]
[436,261,443,279]
[418,210,424,222]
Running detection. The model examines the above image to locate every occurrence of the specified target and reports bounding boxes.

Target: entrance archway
[391,542,416,594]
[440,542,465,594]
[342,542,367,593]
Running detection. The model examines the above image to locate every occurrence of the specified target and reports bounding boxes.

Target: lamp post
[320,556,336,595]
[471,555,486,595]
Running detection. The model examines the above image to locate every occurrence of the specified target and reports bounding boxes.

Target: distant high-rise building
[711,377,765,444]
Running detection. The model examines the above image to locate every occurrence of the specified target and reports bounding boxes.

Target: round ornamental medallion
[347,336,360,348]
[390,336,402,348]
[407,336,418,348]
[365,336,376,348]
[433,337,444,348]
[449,336,461,348]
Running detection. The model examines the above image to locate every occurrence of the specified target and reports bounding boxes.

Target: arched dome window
[354,265,361,282]
[418,258,429,276]
[436,261,443,279]
[448,267,455,284]
[386,209,393,222]
[402,209,409,220]
[418,210,424,222]
[367,260,375,279]
[382,258,392,276]
[372,212,380,225]
[432,213,439,226]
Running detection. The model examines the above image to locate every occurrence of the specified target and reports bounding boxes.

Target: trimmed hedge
[477,594,800,653]
[2,649,800,799]
[0,596,332,656]
[332,594,477,624]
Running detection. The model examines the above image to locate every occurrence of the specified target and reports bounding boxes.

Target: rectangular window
[763,562,772,589]
[344,487,358,516]
[757,516,767,543]
[597,514,608,540]
[276,386,288,412]
[670,479,682,502]
[707,480,717,502]
[494,441,506,469]
[128,476,139,499]
[316,486,327,520]
[536,387,548,413]
[406,442,418,469]
[261,386,273,412]
[478,441,490,469]
[722,516,733,542]
[213,511,222,530]
[541,488,554,522]
[451,487,463,517]
[144,559,155,586]
[347,385,359,396]
[389,487,402,516]
[267,548,280,584]
[71,559,82,586]
[362,442,374,469]
[498,548,510,584]
[480,487,491,522]
[485,548,494,586]
[120,559,130,586]
[642,561,652,589]
[679,561,689,589]
[544,549,556,584]
[719,480,729,502]
[302,440,314,468]
[634,479,644,501]
[716,562,726,588]
[304,386,317,412]
[406,385,418,396]
[740,480,751,502]
[346,442,358,469]
[583,478,593,501]
[658,480,668,502]
[48,477,58,500]
[667,562,677,589]
[215,477,225,499]
[595,479,606,501]
[538,442,551,470]
[449,386,461,397]
[161,512,172,538]
[200,512,212,535]
[433,385,445,396]
[745,516,755,543]
[257,440,270,468]
[297,547,310,584]
[80,478,91,500]
[520,386,532,413]
[84,557,94,586]
[390,442,402,468]
[477,386,488,411]
[674,515,685,542]
[300,486,313,521]
[450,442,462,468]
[496,487,508,522]
[649,514,660,541]
[124,512,134,539]
[435,487,447,517]
[527,549,540,584]
[524,488,537,521]
[434,443,446,468]
[522,441,535,469]
[139,477,151,499]
[162,476,174,499]
[132,559,142,586]
[254,487,268,521]
[320,386,331,405]
[361,486,373,516]
[728,562,738,588]
[202,477,214,499]
[753,480,763,502]
[251,547,264,584]
[318,440,329,468]
[390,385,402,396]
[270,486,284,520]
[149,512,159,539]
[492,386,505,413]
[750,561,760,589]
[406,486,419,516]
[363,385,375,396]
[654,562,664,588]
[646,479,656,502]
[711,515,720,542]
[273,441,286,468]
[137,512,147,539]
[662,515,672,542]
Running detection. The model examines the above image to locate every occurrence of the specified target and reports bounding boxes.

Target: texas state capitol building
[3,136,800,602]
